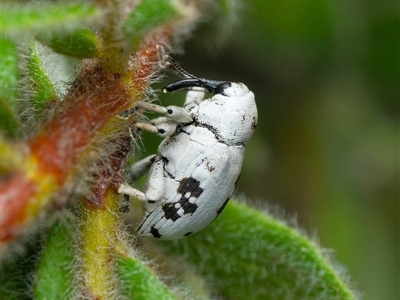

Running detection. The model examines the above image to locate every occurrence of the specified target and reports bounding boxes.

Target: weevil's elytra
[216,197,230,218]
[118,55,257,239]
[177,177,204,198]
[150,226,162,238]
[162,202,181,221]
[206,162,215,172]
[179,197,198,214]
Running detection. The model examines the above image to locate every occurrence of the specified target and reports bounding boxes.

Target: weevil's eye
[217,82,250,97]
[214,82,232,95]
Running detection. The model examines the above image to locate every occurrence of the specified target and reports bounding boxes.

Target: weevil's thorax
[193,82,258,146]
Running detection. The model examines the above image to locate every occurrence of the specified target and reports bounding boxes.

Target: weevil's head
[214,82,251,98]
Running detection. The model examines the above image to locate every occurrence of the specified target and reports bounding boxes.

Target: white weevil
[119,56,257,239]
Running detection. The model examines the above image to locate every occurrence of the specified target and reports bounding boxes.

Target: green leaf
[116,253,178,300]
[26,43,57,113]
[1,3,98,34]
[0,38,19,137]
[36,28,100,58]
[33,221,75,299]
[122,0,179,49]
[157,201,357,300]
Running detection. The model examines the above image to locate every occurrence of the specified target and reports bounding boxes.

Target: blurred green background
[138,0,399,299]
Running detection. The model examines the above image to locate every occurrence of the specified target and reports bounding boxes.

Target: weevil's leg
[144,158,165,203]
[118,184,146,202]
[166,105,192,123]
[150,116,170,125]
[129,154,157,181]
[135,121,177,137]
[135,102,168,115]
[184,90,206,106]
[135,102,192,123]
[118,154,162,204]
[134,122,158,134]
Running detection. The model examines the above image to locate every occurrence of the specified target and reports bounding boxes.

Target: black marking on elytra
[184,232,193,237]
[150,226,162,238]
[179,197,198,214]
[162,202,181,221]
[215,197,230,217]
[177,177,204,198]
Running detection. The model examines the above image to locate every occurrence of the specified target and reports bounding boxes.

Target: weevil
[119,56,257,239]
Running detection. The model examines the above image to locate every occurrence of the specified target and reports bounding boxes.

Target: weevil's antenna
[163,55,198,80]
[161,53,230,95]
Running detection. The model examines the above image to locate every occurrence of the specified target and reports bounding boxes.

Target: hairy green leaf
[26,43,57,114]
[158,201,357,300]
[33,221,74,299]
[36,28,100,58]
[122,0,179,49]
[116,253,178,300]
[1,3,98,34]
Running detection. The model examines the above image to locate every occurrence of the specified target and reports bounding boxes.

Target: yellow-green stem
[80,189,120,299]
